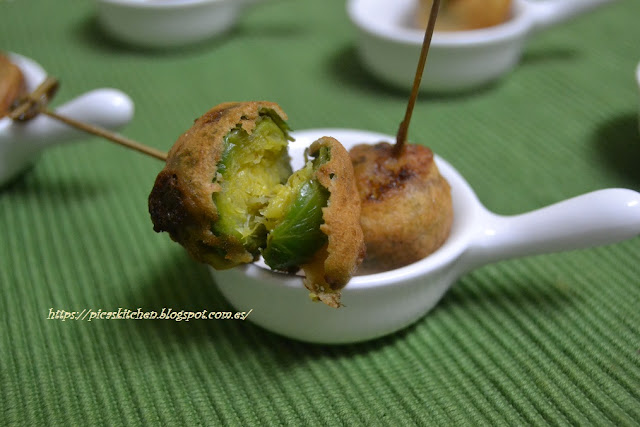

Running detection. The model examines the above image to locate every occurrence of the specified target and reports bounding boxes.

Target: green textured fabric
[2,0,640,425]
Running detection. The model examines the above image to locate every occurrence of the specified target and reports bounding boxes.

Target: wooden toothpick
[394,0,440,156]
[9,77,168,162]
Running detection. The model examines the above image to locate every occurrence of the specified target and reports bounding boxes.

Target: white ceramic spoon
[0,53,134,186]
[348,0,620,92]
[211,128,640,344]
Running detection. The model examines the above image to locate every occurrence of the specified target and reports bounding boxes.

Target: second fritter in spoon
[349,0,454,272]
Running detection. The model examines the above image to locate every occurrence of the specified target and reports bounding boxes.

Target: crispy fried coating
[0,53,26,118]
[350,142,453,272]
[302,137,366,307]
[148,101,288,269]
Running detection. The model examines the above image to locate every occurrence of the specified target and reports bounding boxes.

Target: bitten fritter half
[149,101,290,269]
[302,137,366,307]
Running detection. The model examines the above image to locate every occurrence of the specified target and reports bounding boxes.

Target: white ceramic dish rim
[347,0,530,47]
[97,0,233,9]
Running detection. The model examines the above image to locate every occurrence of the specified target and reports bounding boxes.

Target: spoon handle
[526,0,619,33]
[463,188,640,271]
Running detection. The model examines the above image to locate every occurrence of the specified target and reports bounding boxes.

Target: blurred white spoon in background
[0,53,135,186]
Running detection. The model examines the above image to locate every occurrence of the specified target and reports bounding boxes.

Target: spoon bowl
[211,128,640,344]
[0,53,134,187]
[348,0,619,92]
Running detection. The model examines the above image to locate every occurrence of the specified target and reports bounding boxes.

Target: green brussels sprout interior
[261,146,331,271]
[212,114,292,255]
[211,112,331,271]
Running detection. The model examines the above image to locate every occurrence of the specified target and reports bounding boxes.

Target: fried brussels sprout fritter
[416,0,512,31]
[149,102,292,269]
[0,53,26,118]
[149,102,364,307]
[350,142,453,272]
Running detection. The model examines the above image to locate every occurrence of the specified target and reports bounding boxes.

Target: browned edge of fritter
[302,136,366,308]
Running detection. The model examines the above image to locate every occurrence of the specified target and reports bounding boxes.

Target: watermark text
[46,307,252,322]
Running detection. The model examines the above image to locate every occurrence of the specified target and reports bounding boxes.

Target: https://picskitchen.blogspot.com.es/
[46,307,253,322]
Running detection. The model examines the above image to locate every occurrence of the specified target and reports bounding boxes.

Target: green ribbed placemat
[1,0,639,424]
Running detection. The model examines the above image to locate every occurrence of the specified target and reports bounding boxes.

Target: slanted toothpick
[394,0,440,157]
[9,77,168,162]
